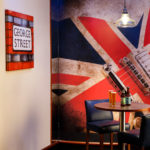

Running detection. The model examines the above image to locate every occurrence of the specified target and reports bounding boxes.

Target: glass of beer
[109,90,113,105]
[111,92,116,105]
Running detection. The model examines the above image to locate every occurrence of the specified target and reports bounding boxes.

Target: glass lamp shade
[115,8,135,28]
[116,13,135,27]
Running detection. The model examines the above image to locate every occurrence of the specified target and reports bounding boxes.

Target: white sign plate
[13,25,32,51]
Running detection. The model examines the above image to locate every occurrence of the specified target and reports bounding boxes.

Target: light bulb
[115,0,135,28]
[115,12,135,27]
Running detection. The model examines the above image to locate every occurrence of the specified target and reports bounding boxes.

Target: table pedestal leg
[120,111,125,132]
[120,112,126,150]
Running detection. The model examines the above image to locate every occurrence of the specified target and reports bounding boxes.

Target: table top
[94,102,150,112]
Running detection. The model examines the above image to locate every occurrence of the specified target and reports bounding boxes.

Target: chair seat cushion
[87,120,130,133]
[118,129,140,145]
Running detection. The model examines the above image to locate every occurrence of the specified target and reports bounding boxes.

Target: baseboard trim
[42,140,118,149]
[52,139,118,146]
[42,141,59,150]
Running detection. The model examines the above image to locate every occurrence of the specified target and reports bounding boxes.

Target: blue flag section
[52,89,68,96]
[51,20,59,58]
[118,16,143,48]
[59,19,106,64]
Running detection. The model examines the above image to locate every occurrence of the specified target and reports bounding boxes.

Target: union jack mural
[51,0,150,140]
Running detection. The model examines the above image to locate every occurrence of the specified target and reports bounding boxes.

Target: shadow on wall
[5,109,39,150]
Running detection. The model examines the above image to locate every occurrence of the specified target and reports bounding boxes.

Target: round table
[94,102,150,150]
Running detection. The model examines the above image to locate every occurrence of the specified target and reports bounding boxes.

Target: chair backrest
[85,99,113,123]
[139,114,150,147]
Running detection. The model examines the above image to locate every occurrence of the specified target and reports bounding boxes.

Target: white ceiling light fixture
[115,0,136,28]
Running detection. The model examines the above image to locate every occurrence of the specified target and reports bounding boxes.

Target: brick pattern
[5,9,34,71]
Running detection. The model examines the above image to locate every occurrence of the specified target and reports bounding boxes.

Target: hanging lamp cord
[124,0,126,9]
[123,0,128,13]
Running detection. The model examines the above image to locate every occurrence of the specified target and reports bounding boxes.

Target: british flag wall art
[5,10,34,71]
[51,0,150,141]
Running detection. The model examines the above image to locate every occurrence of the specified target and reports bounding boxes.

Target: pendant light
[115,0,135,27]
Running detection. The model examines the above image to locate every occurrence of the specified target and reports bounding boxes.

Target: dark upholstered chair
[85,99,130,150]
[118,114,150,150]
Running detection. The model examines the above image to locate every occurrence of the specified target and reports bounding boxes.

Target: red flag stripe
[144,9,150,46]
[52,73,90,85]
[79,17,131,67]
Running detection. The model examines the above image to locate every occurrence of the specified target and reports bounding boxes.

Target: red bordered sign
[5,9,34,71]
